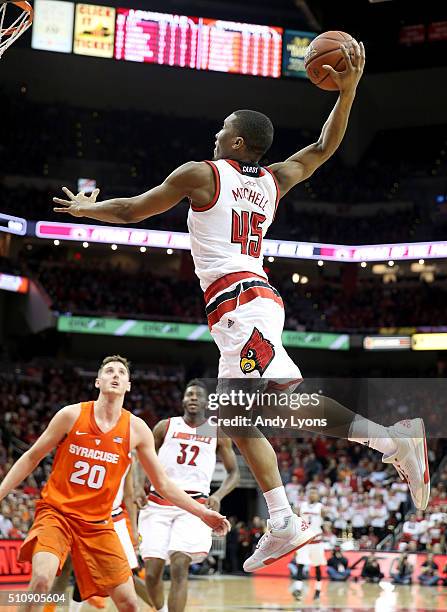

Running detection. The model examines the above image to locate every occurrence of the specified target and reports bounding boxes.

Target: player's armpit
[27,404,80,463]
[268,142,327,197]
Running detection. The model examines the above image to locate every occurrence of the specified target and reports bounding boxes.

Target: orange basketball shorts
[19,501,131,600]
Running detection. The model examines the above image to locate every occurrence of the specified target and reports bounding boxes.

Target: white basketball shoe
[383,418,430,510]
[243,514,318,572]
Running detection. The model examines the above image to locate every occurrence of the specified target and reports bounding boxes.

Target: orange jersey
[41,401,131,522]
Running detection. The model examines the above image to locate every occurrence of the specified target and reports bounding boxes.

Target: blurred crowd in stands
[1,90,447,244]
[1,363,445,579]
[4,249,447,333]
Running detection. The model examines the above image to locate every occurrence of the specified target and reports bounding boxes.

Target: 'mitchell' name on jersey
[155,417,217,495]
[188,159,280,291]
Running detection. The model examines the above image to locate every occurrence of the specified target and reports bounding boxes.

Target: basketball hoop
[0,1,33,59]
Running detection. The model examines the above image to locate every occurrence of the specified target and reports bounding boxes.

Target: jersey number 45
[231,210,266,258]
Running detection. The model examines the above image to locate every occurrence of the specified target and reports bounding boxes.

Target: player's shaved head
[184,378,208,396]
[232,109,274,159]
[98,354,131,378]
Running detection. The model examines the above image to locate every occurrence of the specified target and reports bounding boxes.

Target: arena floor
[8,575,442,612]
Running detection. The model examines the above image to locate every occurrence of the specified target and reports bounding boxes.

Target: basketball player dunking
[53,41,430,571]
[0,356,229,611]
[136,379,239,612]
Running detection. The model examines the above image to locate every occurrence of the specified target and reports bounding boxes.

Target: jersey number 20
[231,210,266,258]
[69,460,106,489]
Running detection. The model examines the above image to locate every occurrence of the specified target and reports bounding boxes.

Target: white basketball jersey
[155,416,217,495]
[187,159,280,291]
[300,501,323,534]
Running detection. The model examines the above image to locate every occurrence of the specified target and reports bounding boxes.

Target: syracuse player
[53,40,430,571]
[0,355,229,611]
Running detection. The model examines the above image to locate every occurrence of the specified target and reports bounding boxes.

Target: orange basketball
[304,31,356,91]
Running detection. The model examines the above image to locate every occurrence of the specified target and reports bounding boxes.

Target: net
[0,1,33,59]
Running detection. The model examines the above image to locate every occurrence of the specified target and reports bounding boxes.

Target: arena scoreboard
[114,10,198,66]
[31,1,283,78]
[114,10,282,77]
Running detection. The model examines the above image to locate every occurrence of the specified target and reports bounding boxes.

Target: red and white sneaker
[383,418,430,510]
[243,514,318,572]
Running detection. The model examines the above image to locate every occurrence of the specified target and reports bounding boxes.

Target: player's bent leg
[145,558,166,612]
[49,555,73,600]
[231,435,282,492]
[23,552,60,611]
[229,436,317,572]
[168,552,191,612]
[381,418,430,510]
[132,571,153,607]
[107,576,138,612]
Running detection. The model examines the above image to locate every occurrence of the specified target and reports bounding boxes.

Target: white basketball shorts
[138,501,212,564]
[113,512,139,570]
[206,274,302,384]
[295,541,327,567]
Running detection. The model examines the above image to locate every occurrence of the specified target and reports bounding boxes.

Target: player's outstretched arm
[269,41,365,197]
[53,161,214,224]
[0,405,78,502]
[206,438,240,512]
[132,416,230,535]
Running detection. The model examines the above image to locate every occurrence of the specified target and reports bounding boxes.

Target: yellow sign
[74,4,115,58]
[412,333,447,351]
[379,327,417,336]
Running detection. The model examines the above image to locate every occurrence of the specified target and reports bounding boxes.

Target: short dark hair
[184,379,208,395]
[233,109,274,159]
[98,355,131,378]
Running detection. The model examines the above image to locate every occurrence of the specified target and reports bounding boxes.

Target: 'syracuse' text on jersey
[41,401,131,522]
[187,159,280,292]
[151,416,217,501]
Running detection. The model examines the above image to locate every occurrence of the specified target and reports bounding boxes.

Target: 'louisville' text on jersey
[232,187,269,211]
[69,443,120,463]
[172,432,212,444]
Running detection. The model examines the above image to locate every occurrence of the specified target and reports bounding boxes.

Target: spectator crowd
[4,249,447,333]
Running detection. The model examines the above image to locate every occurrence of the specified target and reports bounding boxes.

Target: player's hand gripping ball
[304,31,365,91]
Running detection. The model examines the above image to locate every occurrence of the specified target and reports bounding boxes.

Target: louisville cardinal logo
[240,327,275,376]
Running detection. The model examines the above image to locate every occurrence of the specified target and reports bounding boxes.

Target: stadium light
[53,240,60,246]
[111,244,117,251]
[292,273,300,283]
